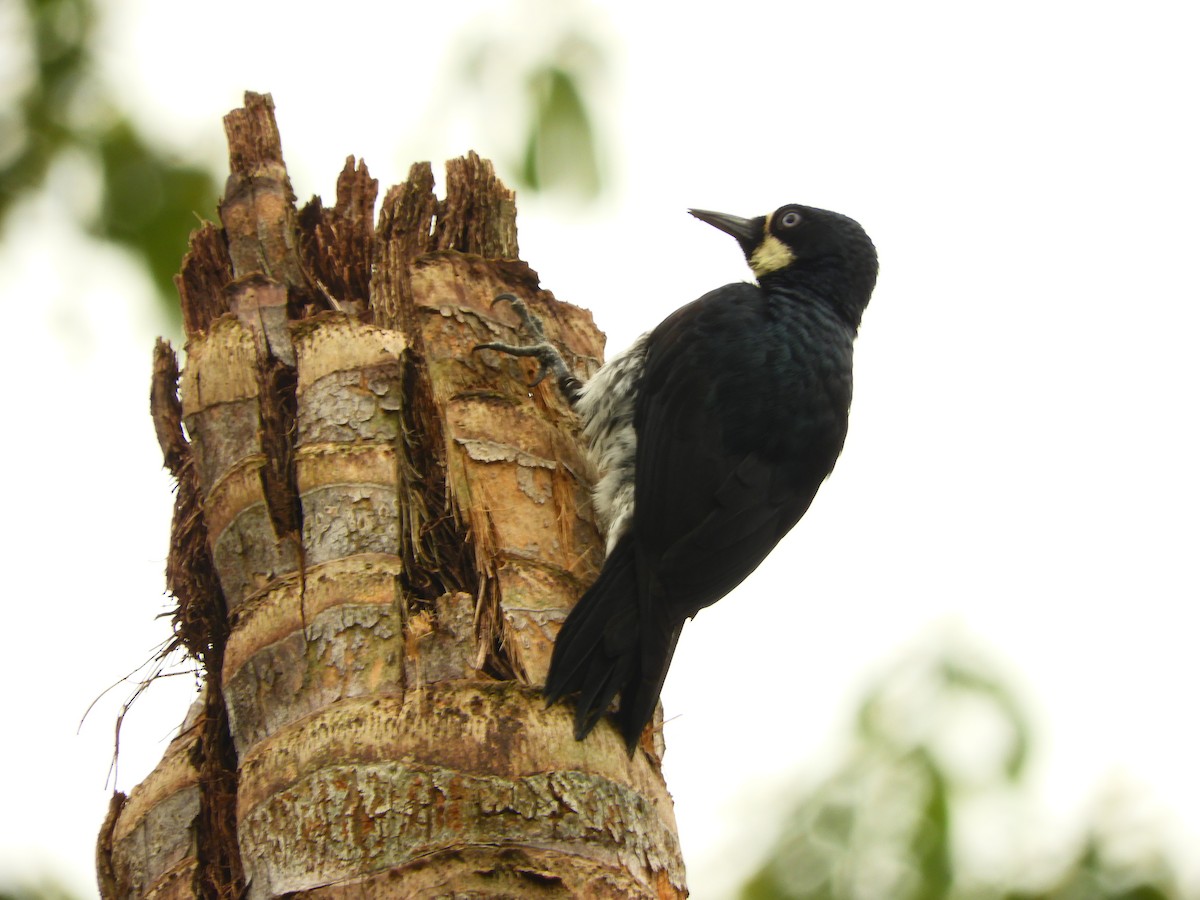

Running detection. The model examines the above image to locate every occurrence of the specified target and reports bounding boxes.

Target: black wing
[631,283,841,620]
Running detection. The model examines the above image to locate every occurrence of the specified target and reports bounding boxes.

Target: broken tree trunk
[96,92,687,899]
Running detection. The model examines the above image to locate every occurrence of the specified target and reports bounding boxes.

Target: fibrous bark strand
[298,157,378,317]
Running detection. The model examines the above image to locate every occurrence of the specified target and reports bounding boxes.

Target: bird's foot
[475,293,582,403]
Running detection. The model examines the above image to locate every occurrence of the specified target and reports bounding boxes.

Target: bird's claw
[474,293,582,404]
[476,293,557,379]
[474,339,557,387]
[490,292,549,342]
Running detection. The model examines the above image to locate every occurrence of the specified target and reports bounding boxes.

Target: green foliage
[459,1,606,201]
[519,63,601,198]
[0,878,78,900]
[1,0,220,319]
[999,842,1173,900]
[0,0,94,219]
[92,122,217,308]
[740,645,1189,900]
[936,659,1030,781]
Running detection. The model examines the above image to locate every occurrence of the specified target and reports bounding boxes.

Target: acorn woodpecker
[477,204,878,751]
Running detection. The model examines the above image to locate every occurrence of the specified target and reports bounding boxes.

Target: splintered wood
[101,91,687,900]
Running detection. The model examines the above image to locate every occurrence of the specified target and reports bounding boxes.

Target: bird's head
[689,204,878,327]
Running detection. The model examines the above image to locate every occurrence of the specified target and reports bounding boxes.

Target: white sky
[1,1,1197,897]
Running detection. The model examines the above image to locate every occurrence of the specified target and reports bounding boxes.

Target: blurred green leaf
[909,749,952,900]
[92,122,218,306]
[454,0,607,202]
[521,65,600,198]
[1,0,93,220]
[0,877,79,900]
[2,0,220,322]
[940,659,1030,781]
[742,643,1189,900]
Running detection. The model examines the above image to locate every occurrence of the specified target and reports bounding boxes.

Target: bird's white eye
[779,210,802,229]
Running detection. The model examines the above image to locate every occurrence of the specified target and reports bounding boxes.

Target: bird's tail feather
[617,623,681,750]
[544,537,676,751]
[542,545,634,704]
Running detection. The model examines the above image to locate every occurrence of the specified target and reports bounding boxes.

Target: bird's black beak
[688,208,761,255]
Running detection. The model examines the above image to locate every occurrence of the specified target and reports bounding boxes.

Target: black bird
[477,204,878,751]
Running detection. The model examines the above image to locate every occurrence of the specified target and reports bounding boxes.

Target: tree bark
[97,92,687,899]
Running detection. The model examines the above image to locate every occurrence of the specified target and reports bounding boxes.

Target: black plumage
[480,204,877,751]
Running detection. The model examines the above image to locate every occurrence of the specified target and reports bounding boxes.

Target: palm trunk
[96,92,687,899]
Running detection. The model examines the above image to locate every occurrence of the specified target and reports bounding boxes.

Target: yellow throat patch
[749,234,796,278]
[748,213,795,277]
